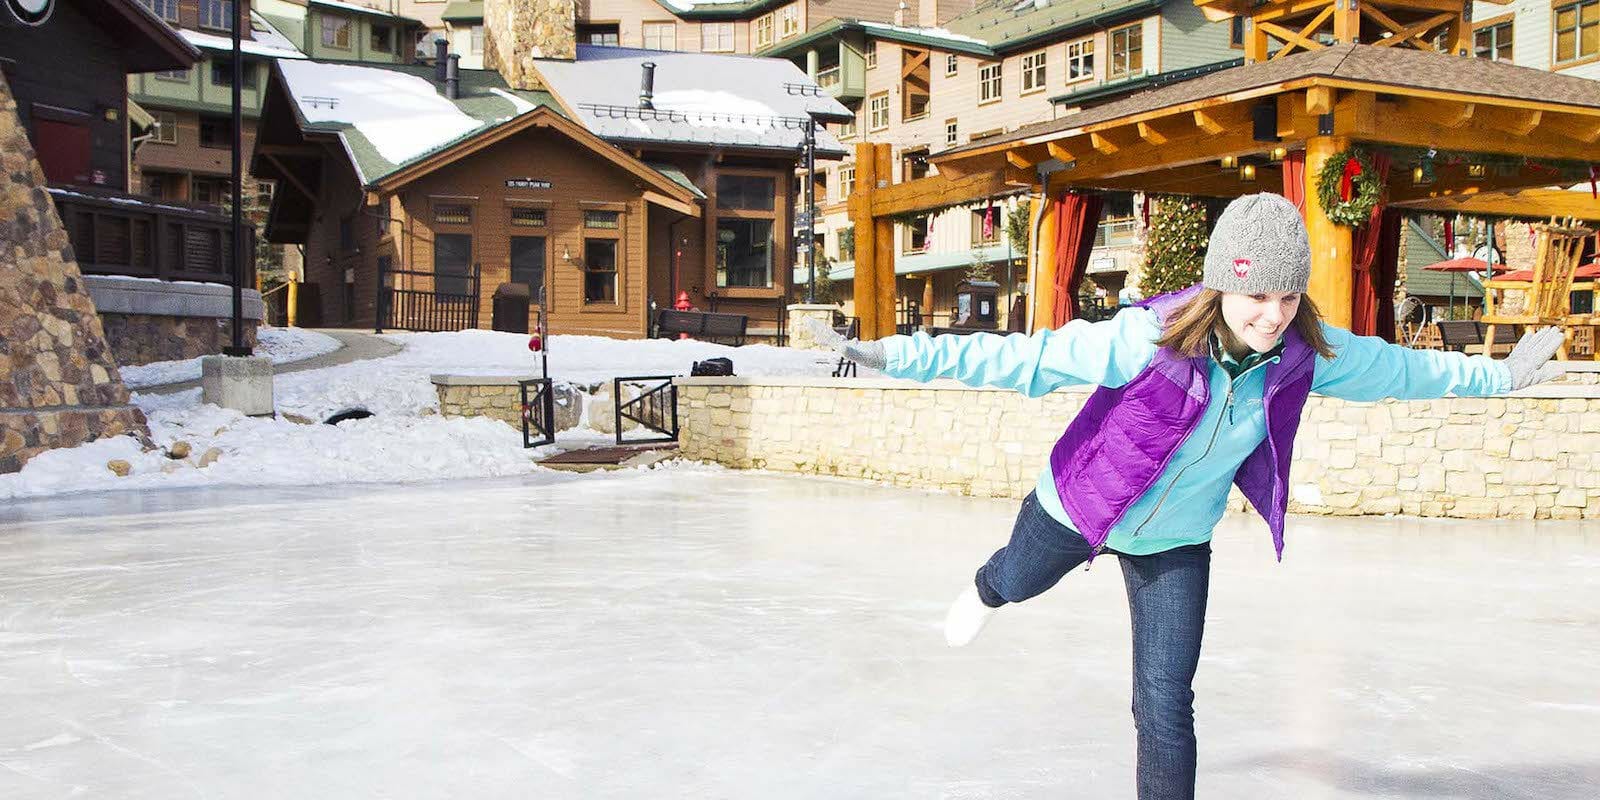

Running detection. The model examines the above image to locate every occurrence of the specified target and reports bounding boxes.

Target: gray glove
[803,318,887,370]
[1503,326,1567,391]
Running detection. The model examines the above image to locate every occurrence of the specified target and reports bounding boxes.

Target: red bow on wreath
[1339,157,1363,203]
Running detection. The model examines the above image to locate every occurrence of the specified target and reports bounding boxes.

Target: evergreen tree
[1140,195,1208,296]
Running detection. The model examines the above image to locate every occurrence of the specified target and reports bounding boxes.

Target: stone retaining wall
[675,365,1600,521]
[86,275,263,365]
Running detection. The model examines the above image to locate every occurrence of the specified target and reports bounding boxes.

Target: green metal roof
[1050,57,1242,106]
[645,162,707,199]
[757,18,993,58]
[943,0,1165,54]
[440,1,484,22]
[1404,220,1483,299]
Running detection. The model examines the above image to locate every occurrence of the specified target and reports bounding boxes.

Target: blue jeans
[975,491,1211,800]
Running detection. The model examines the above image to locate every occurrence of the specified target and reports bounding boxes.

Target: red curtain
[1280,150,1307,216]
[1349,151,1393,337]
[1051,191,1104,326]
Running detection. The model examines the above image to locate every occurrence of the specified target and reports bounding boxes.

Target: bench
[653,309,749,346]
[1435,320,1518,354]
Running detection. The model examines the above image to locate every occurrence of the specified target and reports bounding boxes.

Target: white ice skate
[943,585,997,647]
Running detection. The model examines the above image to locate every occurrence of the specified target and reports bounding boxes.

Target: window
[322,13,352,49]
[716,175,775,210]
[339,215,356,252]
[1021,50,1047,93]
[198,116,233,149]
[434,203,472,225]
[838,112,857,139]
[584,239,618,303]
[1110,23,1143,78]
[210,58,257,89]
[584,209,621,228]
[434,233,472,298]
[779,5,800,38]
[199,0,232,30]
[865,41,877,69]
[511,207,547,227]
[715,219,773,288]
[1474,20,1512,61]
[1067,38,1094,82]
[510,236,545,291]
[972,206,1000,244]
[904,214,930,253]
[901,149,929,181]
[191,177,228,205]
[837,165,855,200]
[837,226,855,261]
[945,53,959,76]
[470,25,484,54]
[978,62,1002,103]
[139,0,178,22]
[1230,17,1245,48]
[754,14,774,48]
[643,22,676,50]
[371,24,393,54]
[902,47,930,119]
[154,67,189,82]
[143,172,172,200]
[1555,1,1597,64]
[152,111,178,144]
[579,23,620,46]
[702,22,734,52]
[868,92,889,130]
[944,118,958,147]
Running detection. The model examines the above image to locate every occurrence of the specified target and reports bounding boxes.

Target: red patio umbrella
[1422,257,1508,313]
[1496,263,1600,283]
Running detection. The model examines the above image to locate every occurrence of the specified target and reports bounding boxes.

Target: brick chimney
[485,0,576,91]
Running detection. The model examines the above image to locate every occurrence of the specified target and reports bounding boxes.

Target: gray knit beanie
[1202,193,1311,294]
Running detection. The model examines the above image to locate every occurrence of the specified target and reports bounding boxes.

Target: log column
[850,142,879,339]
[1029,192,1059,333]
[871,144,896,339]
[1304,135,1354,329]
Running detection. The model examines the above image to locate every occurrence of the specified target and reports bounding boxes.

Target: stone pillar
[0,73,150,474]
[787,304,838,350]
[1304,135,1354,329]
[485,0,576,92]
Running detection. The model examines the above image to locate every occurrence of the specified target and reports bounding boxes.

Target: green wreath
[1315,147,1383,227]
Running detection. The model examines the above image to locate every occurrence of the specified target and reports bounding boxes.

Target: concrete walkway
[140,329,404,395]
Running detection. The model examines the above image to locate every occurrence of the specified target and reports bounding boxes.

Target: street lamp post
[224,0,250,357]
[803,119,817,303]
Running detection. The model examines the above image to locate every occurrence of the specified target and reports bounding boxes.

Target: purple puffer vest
[1048,285,1316,560]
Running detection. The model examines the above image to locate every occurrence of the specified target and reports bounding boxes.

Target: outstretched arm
[1312,324,1565,401]
[806,310,1159,397]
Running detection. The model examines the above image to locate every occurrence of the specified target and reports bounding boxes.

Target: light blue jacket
[880,309,1512,554]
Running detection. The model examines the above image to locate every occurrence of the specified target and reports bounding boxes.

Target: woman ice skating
[807,192,1566,800]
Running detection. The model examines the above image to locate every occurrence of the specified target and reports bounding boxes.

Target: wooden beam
[1194,109,1226,135]
[900,50,930,80]
[1369,11,1456,49]
[262,152,317,203]
[852,142,879,341]
[1305,135,1354,328]
[1007,150,1037,170]
[1260,16,1328,58]
[1089,130,1123,154]
[1047,141,1075,162]
[1305,86,1334,115]
[642,190,700,217]
[1479,106,1544,136]
[1348,102,1600,162]
[1541,113,1600,143]
[1136,120,1172,146]
[868,170,1015,217]
[1391,188,1600,222]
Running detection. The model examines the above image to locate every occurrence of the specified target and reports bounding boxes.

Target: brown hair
[1153,288,1336,360]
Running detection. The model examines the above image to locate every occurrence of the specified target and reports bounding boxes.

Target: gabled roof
[273,60,555,185]
[179,11,307,60]
[940,44,1600,159]
[756,18,993,58]
[532,45,852,157]
[104,0,203,73]
[306,0,424,24]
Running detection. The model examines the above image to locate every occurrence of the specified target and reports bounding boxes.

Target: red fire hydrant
[673,291,693,339]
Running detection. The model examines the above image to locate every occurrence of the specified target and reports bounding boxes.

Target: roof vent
[446,54,460,100]
[435,38,448,82]
[639,62,656,110]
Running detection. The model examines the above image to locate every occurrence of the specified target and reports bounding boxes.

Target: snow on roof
[857,21,989,45]
[181,26,307,60]
[307,0,417,20]
[654,0,753,11]
[534,46,851,156]
[276,61,549,183]
[249,10,303,55]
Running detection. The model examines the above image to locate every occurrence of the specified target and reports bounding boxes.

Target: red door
[32,117,92,185]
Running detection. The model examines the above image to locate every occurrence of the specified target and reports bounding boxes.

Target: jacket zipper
[1129,357,1276,538]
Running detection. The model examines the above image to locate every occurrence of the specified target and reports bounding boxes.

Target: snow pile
[277,61,484,165]
[120,327,343,389]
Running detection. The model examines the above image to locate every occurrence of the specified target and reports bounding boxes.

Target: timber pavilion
[841,0,1600,345]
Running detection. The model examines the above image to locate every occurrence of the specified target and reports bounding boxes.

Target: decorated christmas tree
[1140,195,1208,296]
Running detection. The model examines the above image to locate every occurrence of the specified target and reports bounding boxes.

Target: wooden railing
[47,186,252,286]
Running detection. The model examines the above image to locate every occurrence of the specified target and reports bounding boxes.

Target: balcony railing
[1094,216,1138,248]
[48,186,252,285]
[815,66,841,89]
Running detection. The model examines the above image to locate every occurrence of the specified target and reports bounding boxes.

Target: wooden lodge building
[254,35,851,339]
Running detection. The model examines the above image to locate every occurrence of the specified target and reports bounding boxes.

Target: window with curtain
[199,0,232,30]
[322,14,352,48]
[1554,1,1596,64]
[1110,24,1143,78]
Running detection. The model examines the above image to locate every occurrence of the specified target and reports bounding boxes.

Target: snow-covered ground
[119,327,344,389]
[2,331,843,500]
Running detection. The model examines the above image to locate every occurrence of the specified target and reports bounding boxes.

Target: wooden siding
[1159,0,1232,73]
[1469,0,1600,77]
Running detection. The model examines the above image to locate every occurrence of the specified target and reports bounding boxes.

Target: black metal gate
[613,376,678,445]
[519,378,556,448]
[376,259,482,332]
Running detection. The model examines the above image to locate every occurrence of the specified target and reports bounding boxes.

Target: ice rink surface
[1,469,1597,799]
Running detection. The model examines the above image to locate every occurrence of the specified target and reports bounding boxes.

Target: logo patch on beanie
[1232,258,1252,279]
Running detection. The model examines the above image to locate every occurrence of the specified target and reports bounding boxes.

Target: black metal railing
[377,259,482,332]
[614,376,678,446]
[520,378,556,448]
[48,186,253,285]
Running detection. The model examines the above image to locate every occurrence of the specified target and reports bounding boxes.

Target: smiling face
[1220,291,1301,355]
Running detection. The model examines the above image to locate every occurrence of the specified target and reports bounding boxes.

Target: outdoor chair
[1481,219,1592,360]
[653,309,749,346]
